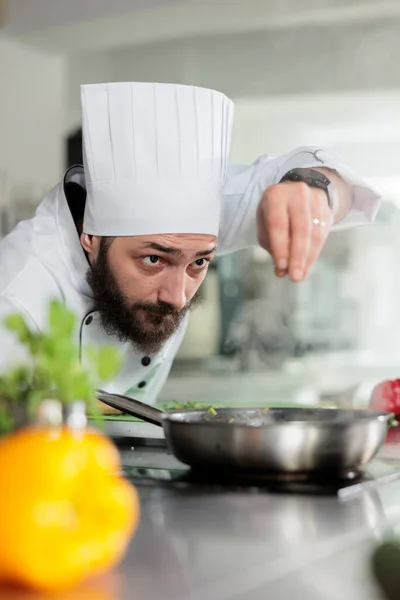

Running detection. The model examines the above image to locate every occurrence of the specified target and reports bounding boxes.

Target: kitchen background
[1,0,400,407]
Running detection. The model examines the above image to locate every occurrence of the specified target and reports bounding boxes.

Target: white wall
[66,45,400,181]
[229,92,400,179]
[0,34,65,202]
[65,21,400,175]
[14,0,400,54]
[67,51,111,132]
[9,0,173,35]
[100,21,400,95]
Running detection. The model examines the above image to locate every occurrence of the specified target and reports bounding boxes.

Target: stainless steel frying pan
[97,390,392,473]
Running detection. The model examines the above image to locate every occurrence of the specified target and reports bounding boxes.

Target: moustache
[134,301,188,317]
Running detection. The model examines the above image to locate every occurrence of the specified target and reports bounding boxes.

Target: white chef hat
[80,82,234,237]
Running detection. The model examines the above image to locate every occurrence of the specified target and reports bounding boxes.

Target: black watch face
[309,171,330,186]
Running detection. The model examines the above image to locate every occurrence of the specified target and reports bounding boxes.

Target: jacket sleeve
[0,296,38,374]
[218,146,382,255]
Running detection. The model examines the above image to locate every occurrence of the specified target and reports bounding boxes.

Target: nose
[158,269,187,310]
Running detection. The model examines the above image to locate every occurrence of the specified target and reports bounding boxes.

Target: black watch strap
[279,168,334,210]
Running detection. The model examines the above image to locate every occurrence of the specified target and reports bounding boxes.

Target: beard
[85,239,202,354]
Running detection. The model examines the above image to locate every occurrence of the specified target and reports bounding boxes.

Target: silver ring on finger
[312,217,327,229]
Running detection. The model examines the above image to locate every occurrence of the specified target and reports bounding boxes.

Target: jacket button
[138,381,146,389]
[85,316,93,325]
[141,356,151,367]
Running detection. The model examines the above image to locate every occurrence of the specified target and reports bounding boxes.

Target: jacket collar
[49,165,92,298]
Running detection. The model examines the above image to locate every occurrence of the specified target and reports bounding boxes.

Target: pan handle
[96,389,164,427]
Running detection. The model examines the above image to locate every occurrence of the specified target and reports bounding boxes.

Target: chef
[0,82,380,403]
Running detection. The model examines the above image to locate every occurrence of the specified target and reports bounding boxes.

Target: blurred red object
[369,379,400,446]
[370,379,400,415]
[386,427,400,444]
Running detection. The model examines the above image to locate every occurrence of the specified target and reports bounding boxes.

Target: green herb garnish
[0,300,120,434]
[163,401,211,411]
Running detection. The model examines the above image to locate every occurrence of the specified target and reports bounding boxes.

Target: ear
[80,232,93,253]
[80,233,101,254]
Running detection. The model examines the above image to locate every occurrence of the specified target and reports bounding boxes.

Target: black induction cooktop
[120,443,400,498]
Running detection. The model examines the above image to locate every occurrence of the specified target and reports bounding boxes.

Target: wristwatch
[279,168,335,211]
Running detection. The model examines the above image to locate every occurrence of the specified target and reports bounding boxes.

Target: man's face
[83,233,217,354]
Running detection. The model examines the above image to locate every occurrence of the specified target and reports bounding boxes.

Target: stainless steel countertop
[1,448,399,600]
[114,448,400,600]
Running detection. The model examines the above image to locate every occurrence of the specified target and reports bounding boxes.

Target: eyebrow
[141,242,216,258]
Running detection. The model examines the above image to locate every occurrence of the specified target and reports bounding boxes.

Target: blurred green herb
[372,540,400,600]
[162,400,215,411]
[0,300,121,434]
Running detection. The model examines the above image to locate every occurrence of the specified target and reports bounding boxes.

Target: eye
[143,255,160,265]
[192,258,209,269]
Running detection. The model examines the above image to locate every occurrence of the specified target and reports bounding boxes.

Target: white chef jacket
[0,147,380,403]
